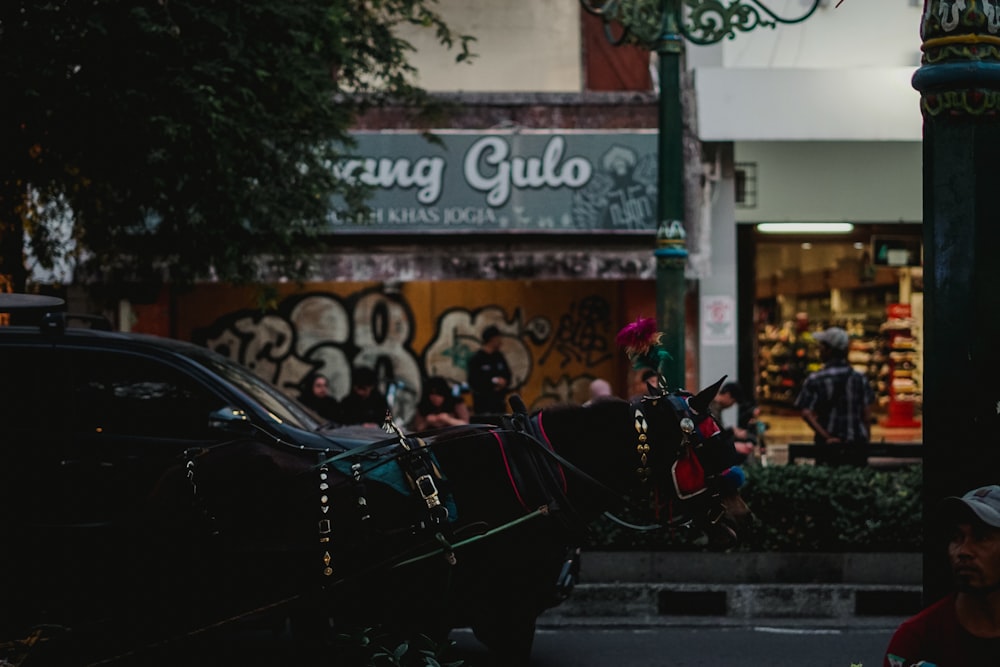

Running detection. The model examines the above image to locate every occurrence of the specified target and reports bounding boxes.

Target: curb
[537,552,924,628]
[540,583,922,625]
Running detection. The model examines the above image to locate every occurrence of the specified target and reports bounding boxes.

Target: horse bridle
[620,391,733,530]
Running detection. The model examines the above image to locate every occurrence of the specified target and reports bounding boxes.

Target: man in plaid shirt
[795,326,874,465]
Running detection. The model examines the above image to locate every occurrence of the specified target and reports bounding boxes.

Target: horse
[109,377,751,663]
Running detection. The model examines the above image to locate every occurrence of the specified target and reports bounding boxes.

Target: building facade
[132,1,925,428]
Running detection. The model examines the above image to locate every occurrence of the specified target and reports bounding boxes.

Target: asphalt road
[14,619,900,666]
[451,624,898,667]
[111,622,902,667]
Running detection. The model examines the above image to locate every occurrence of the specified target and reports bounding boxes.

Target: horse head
[628,375,753,548]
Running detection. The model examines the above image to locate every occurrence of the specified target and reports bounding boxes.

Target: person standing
[467,325,512,417]
[794,326,874,465]
[884,485,1000,666]
[298,372,340,424]
[337,366,389,427]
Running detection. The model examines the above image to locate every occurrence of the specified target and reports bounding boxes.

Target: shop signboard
[329,130,659,235]
[872,236,922,267]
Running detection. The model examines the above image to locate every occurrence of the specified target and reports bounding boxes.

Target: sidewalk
[542,422,926,628]
[756,412,923,466]
[537,551,923,629]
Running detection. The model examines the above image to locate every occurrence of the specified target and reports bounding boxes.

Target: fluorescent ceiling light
[756,222,855,234]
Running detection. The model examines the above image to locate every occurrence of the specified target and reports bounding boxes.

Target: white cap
[942,485,1000,528]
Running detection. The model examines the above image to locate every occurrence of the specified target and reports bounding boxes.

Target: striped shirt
[795,359,874,444]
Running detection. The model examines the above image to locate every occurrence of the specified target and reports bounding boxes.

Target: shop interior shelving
[880,306,922,427]
[756,317,883,410]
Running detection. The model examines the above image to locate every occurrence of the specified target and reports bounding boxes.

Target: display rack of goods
[756,323,814,407]
[847,338,883,402]
[881,304,922,428]
[756,319,883,410]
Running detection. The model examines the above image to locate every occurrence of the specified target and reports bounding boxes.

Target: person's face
[428,392,445,408]
[312,377,329,398]
[354,384,373,398]
[948,521,1000,592]
[714,391,736,409]
[631,371,655,396]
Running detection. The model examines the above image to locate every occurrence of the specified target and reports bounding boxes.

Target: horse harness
[626,391,733,531]
[314,423,462,588]
[182,392,736,593]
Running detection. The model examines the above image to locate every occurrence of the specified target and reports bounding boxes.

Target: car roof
[0,322,212,356]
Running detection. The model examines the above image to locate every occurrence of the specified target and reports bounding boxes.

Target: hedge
[583,464,923,552]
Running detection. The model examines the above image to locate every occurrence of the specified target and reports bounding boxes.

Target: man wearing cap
[467,325,512,416]
[794,326,874,465]
[884,485,1000,666]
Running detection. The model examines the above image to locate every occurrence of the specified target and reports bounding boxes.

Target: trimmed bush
[584,464,923,552]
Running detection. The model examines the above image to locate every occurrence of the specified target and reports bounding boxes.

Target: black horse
[122,376,751,663]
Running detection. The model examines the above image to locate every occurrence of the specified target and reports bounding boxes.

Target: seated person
[298,371,340,423]
[412,376,470,431]
[709,381,758,463]
[337,366,389,427]
[628,368,660,400]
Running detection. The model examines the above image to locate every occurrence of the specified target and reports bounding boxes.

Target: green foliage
[334,628,465,667]
[584,464,923,552]
[1,0,474,291]
[740,463,923,552]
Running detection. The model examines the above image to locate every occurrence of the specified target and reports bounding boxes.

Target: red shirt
[884,594,1000,666]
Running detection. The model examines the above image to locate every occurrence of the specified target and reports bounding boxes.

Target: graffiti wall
[173,279,654,427]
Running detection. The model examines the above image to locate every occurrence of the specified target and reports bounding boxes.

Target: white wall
[397,0,582,92]
[697,150,740,393]
[402,0,925,94]
[687,1,923,70]
[691,1,923,141]
[695,67,922,141]
[733,141,922,223]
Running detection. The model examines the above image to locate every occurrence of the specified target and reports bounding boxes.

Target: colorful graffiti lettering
[538,295,613,369]
[194,289,423,424]
[192,286,618,426]
[421,306,549,393]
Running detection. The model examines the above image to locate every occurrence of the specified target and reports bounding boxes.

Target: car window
[0,344,68,430]
[69,350,226,439]
[190,351,320,430]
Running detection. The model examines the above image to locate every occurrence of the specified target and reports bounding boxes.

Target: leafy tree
[0,0,473,295]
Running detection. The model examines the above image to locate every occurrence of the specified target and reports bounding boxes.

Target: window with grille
[735,162,757,209]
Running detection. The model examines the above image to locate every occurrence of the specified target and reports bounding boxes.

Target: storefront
[128,125,675,425]
[737,222,924,436]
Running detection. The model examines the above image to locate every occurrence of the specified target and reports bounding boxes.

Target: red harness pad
[671,444,707,499]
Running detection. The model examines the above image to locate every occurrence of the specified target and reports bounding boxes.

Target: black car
[0,297,346,653]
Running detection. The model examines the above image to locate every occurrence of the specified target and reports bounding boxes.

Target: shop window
[735,163,757,209]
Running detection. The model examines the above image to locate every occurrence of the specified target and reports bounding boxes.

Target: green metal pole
[652,8,687,392]
[582,0,821,393]
[911,1,1000,604]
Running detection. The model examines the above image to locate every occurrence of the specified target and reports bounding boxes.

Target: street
[40,620,899,667]
[450,624,897,667]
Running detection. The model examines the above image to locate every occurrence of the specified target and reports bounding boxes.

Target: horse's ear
[689,375,727,414]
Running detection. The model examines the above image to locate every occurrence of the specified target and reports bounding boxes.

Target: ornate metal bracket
[580,0,823,48]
